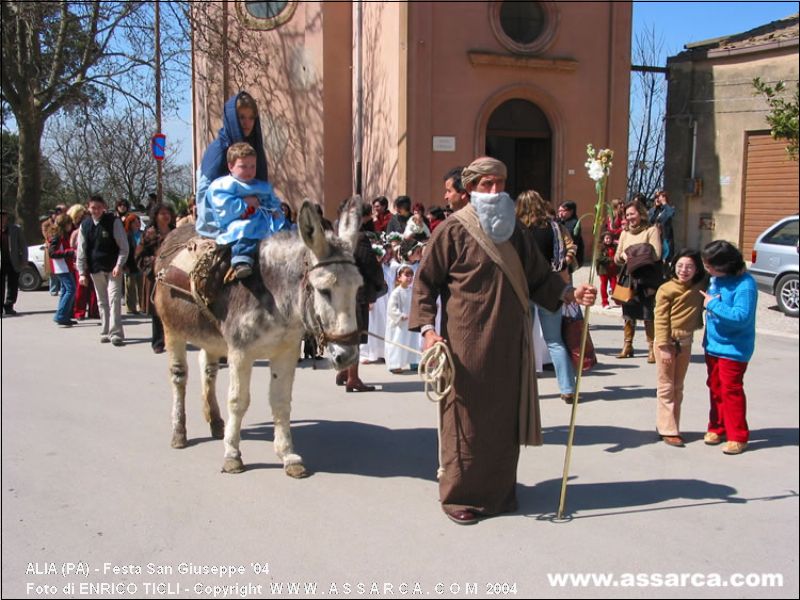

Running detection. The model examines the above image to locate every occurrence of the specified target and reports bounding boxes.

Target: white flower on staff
[585,144,614,181]
[586,160,605,181]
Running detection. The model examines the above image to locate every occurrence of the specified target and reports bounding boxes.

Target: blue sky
[166,1,800,166]
[634,1,797,62]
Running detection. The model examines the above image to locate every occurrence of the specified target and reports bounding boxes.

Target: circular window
[500,2,544,45]
[490,1,559,55]
[237,1,296,30]
[246,2,288,20]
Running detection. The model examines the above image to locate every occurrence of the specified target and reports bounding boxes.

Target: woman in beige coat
[614,199,662,361]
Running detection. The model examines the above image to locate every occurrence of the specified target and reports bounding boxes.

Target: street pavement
[2,285,798,599]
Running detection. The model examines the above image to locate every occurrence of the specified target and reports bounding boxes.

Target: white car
[19,243,48,291]
[750,214,799,317]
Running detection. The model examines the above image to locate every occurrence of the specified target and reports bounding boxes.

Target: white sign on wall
[433,136,456,152]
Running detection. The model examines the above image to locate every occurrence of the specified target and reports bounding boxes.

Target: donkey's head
[298,199,363,371]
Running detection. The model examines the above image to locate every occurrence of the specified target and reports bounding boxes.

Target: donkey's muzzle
[328,343,359,371]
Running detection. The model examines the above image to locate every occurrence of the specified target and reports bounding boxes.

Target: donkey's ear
[337,196,361,253]
[298,200,331,259]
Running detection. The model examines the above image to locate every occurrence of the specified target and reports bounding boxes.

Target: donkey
[153,200,364,477]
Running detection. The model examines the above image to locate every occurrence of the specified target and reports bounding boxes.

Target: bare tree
[1,1,191,241]
[628,25,667,202]
[45,106,191,207]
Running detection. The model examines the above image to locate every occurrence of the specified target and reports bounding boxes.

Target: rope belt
[367,331,455,479]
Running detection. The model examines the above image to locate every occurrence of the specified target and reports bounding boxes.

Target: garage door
[741,131,799,256]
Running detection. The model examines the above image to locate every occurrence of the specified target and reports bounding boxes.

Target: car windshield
[763,220,799,246]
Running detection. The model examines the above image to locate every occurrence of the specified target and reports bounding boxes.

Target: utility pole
[154,0,163,202]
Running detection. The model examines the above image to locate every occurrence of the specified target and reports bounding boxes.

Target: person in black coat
[557,200,585,267]
[335,200,387,392]
[1,210,28,316]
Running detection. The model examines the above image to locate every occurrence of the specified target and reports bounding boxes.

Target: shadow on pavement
[542,424,658,452]
[746,427,800,450]
[576,385,657,403]
[243,419,440,481]
[516,477,744,519]
[541,425,797,452]
[231,419,797,484]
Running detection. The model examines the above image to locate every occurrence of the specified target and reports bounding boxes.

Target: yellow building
[665,14,799,255]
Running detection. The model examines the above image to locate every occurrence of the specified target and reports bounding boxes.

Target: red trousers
[705,354,749,443]
[73,272,99,319]
[599,274,617,306]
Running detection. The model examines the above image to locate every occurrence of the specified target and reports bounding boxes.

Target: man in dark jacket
[385,196,412,235]
[76,195,129,346]
[1,210,28,316]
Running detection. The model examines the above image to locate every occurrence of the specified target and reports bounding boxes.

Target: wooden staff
[557,146,613,520]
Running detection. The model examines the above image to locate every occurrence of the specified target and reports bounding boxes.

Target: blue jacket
[195,91,269,207]
[196,176,284,245]
[703,272,757,362]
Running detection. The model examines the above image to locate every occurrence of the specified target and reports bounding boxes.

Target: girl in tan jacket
[654,249,706,446]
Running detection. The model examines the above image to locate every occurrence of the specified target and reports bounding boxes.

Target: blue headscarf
[198,91,269,185]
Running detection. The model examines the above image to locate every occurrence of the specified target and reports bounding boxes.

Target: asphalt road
[2,289,798,599]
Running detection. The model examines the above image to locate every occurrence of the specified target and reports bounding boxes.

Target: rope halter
[302,257,361,354]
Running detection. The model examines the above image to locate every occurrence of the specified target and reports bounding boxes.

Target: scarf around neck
[627,221,649,236]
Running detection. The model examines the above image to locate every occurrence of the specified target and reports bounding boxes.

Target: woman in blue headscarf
[195,91,269,237]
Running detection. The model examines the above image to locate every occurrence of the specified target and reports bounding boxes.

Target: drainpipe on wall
[690,119,698,180]
[354,0,363,195]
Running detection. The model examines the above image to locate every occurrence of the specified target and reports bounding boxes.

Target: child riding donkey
[195,142,285,279]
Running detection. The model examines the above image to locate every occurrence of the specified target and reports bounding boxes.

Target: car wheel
[775,273,799,318]
[18,264,43,291]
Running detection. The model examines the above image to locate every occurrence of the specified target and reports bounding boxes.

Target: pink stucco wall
[193,1,632,227]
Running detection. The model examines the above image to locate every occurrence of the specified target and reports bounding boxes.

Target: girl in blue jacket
[700,241,757,455]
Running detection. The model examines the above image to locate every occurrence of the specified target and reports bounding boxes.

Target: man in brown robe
[409,157,596,525]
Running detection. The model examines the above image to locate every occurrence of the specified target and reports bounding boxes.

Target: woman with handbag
[516,190,579,404]
[614,199,662,361]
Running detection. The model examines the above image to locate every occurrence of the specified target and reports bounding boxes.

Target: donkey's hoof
[285,463,308,479]
[210,419,225,440]
[222,457,245,474]
[171,433,188,449]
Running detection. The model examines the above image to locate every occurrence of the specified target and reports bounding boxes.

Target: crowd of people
[2,196,187,353]
[1,89,757,528]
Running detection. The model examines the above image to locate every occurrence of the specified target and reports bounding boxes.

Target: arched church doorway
[485,99,552,200]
